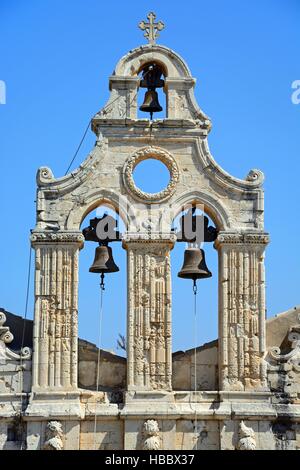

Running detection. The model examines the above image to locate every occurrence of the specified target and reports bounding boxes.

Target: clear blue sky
[0,0,299,354]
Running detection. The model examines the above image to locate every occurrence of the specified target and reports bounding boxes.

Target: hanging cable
[93,274,105,450]
[64,119,91,175]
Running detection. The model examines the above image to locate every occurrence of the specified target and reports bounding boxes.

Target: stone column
[215,232,269,391]
[123,234,175,392]
[31,231,84,391]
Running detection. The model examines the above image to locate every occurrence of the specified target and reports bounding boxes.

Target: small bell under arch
[139,63,164,119]
[89,244,119,274]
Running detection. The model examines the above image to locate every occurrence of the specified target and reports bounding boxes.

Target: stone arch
[93,43,210,125]
[66,189,136,231]
[171,190,231,232]
[114,44,192,79]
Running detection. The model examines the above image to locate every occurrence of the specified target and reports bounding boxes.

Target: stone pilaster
[215,232,269,391]
[31,231,84,391]
[123,233,175,391]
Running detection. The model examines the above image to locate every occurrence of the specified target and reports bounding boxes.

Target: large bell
[178,247,212,280]
[89,245,119,274]
[139,90,162,115]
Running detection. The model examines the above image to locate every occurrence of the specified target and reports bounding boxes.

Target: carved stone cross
[139,12,165,45]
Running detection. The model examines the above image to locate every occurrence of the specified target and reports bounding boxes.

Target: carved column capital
[122,232,176,250]
[31,231,84,248]
[214,231,270,250]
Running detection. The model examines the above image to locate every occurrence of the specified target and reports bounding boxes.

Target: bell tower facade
[26,13,274,450]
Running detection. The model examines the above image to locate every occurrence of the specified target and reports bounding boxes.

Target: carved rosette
[143,420,161,450]
[215,232,269,391]
[123,146,179,203]
[43,421,64,450]
[125,237,173,391]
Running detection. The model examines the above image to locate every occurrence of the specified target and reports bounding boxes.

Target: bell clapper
[100,273,105,291]
[193,278,197,295]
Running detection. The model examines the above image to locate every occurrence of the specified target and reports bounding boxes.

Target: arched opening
[78,203,127,391]
[171,203,218,391]
[137,62,167,120]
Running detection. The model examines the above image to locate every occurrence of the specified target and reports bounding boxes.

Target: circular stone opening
[133,158,171,194]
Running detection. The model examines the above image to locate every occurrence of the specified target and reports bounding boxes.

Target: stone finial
[43,421,64,450]
[237,421,256,450]
[0,311,31,361]
[138,12,165,45]
[143,419,161,450]
[0,311,14,345]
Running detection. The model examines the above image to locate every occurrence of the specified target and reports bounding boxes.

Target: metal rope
[64,119,91,175]
[193,280,198,450]
[93,275,105,450]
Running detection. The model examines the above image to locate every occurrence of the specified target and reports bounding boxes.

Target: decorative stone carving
[139,12,165,45]
[143,420,160,450]
[32,242,80,389]
[36,167,55,185]
[31,231,84,245]
[124,237,173,391]
[215,238,268,390]
[0,312,31,361]
[0,312,14,345]
[123,146,179,203]
[266,326,300,396]
[43,421,63,450]
[237,421,256,450]
[246,169,264,183]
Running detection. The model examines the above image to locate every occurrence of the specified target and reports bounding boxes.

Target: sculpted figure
[43,421,63,450]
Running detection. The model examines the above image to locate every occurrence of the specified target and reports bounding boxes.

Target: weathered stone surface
[80,420,123,450]
[1,24,298,450]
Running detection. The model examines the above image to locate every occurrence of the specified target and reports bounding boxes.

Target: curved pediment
[114,44,192,79]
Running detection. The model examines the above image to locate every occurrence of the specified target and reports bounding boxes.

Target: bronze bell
[89,244,119,274]
[139,90,162,115]
[178,247,212,280]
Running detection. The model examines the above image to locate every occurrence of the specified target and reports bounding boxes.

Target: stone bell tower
[26,12,272,450]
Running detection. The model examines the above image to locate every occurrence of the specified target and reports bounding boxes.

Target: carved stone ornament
[123,146,179,203]
[36,166,55,185]
[237,421,256,450]
[43,421,64,450]
[267,326,300,395]
[215,231,270,248]
[246,169,264,183]
[143,419,161,450]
